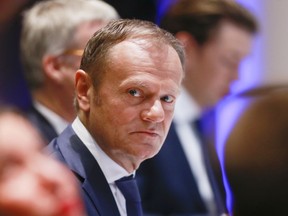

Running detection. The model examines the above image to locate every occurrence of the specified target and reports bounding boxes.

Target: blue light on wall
[217,0,263,213]
[155,0,176,24]
[216,95,253,213]
[231,0,263,94]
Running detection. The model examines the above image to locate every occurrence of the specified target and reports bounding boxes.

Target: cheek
[67,71,76,86]
[0,173,44,209]
[0,164,64,215]
[61,71,76,95]
[210,69,231,89]
[62,67,76,82]
[204,65,225,89]
[164,112,174,131]
[105,104,140,127]
[119,107,139,123]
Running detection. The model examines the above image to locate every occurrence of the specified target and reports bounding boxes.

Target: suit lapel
[57,126,120,216]
[26,105,58,143]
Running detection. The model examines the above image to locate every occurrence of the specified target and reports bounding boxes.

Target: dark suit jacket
[25,105,58,144]
[137,122,226,216]
[46,125,121,216]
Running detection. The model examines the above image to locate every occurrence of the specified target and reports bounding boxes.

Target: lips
[131,130,159,137]
[58,198,84,216]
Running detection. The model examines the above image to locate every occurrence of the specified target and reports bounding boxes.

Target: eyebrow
[121,78,150,88]
[123,78,180,96]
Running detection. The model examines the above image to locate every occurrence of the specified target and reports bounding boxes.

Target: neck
[32,88,75,122]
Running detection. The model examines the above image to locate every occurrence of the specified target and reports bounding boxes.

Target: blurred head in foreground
[0,107,86,216]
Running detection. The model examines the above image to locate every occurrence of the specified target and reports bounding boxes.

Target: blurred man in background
[21,0,118,143]
[137,0,258,215]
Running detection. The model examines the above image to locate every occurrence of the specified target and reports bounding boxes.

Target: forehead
[209,21,253,57]
[110,39,170,59]
[0,114,42,153]
[106,39,183,85]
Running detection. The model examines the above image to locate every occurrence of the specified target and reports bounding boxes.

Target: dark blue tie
[191,118,203,142]
[115,175,143,216]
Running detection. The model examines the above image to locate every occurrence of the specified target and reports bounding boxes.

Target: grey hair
[21,0,119,90]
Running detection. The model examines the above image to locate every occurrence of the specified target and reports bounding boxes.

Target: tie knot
[116,174,134,182]
[115,175,143,216]
[115,175,141,202]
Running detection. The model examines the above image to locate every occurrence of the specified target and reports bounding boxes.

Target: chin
[135,147,157,161]
[143,147,161,160]
[130,141,162,161]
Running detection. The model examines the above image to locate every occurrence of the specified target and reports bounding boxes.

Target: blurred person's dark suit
[138,119,226,215]
[26,106,57,143]
[224,85,288,216]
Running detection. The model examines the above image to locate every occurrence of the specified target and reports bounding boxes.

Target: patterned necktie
[115,175,143,216]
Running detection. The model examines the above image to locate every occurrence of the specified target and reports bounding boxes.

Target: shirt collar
[34,101,68,135]
[72,117,132,184]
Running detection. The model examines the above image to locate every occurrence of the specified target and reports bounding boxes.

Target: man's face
[183,21,253,109]
[78,40,183,170]
[0,113,85,216]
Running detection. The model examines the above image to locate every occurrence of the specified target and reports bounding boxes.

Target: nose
[28,154,63,196]
[141,100,165,123]
[228,62,240,82]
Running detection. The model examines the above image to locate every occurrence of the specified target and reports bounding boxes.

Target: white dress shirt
[174,88,216,213]
[72,117,133,216]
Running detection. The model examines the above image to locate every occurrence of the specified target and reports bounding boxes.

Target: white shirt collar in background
[34,101,68,135]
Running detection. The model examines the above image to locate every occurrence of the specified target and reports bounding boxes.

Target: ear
[175,31,200,67]
[42,55,63,83]
[175,31,199,51]
[75,69,92,112]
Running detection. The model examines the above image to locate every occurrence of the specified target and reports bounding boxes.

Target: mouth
[132,130,159,137]
[58,198,84,215]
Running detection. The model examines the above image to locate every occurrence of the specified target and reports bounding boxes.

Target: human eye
[221,57,238,70]
[161,95,174,103]
[128,89,142,97]
[0,156,23,180]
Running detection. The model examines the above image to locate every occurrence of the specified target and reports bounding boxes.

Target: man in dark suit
[46,19,185,216]
[137,0,258,215]
[20,0,119,143]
